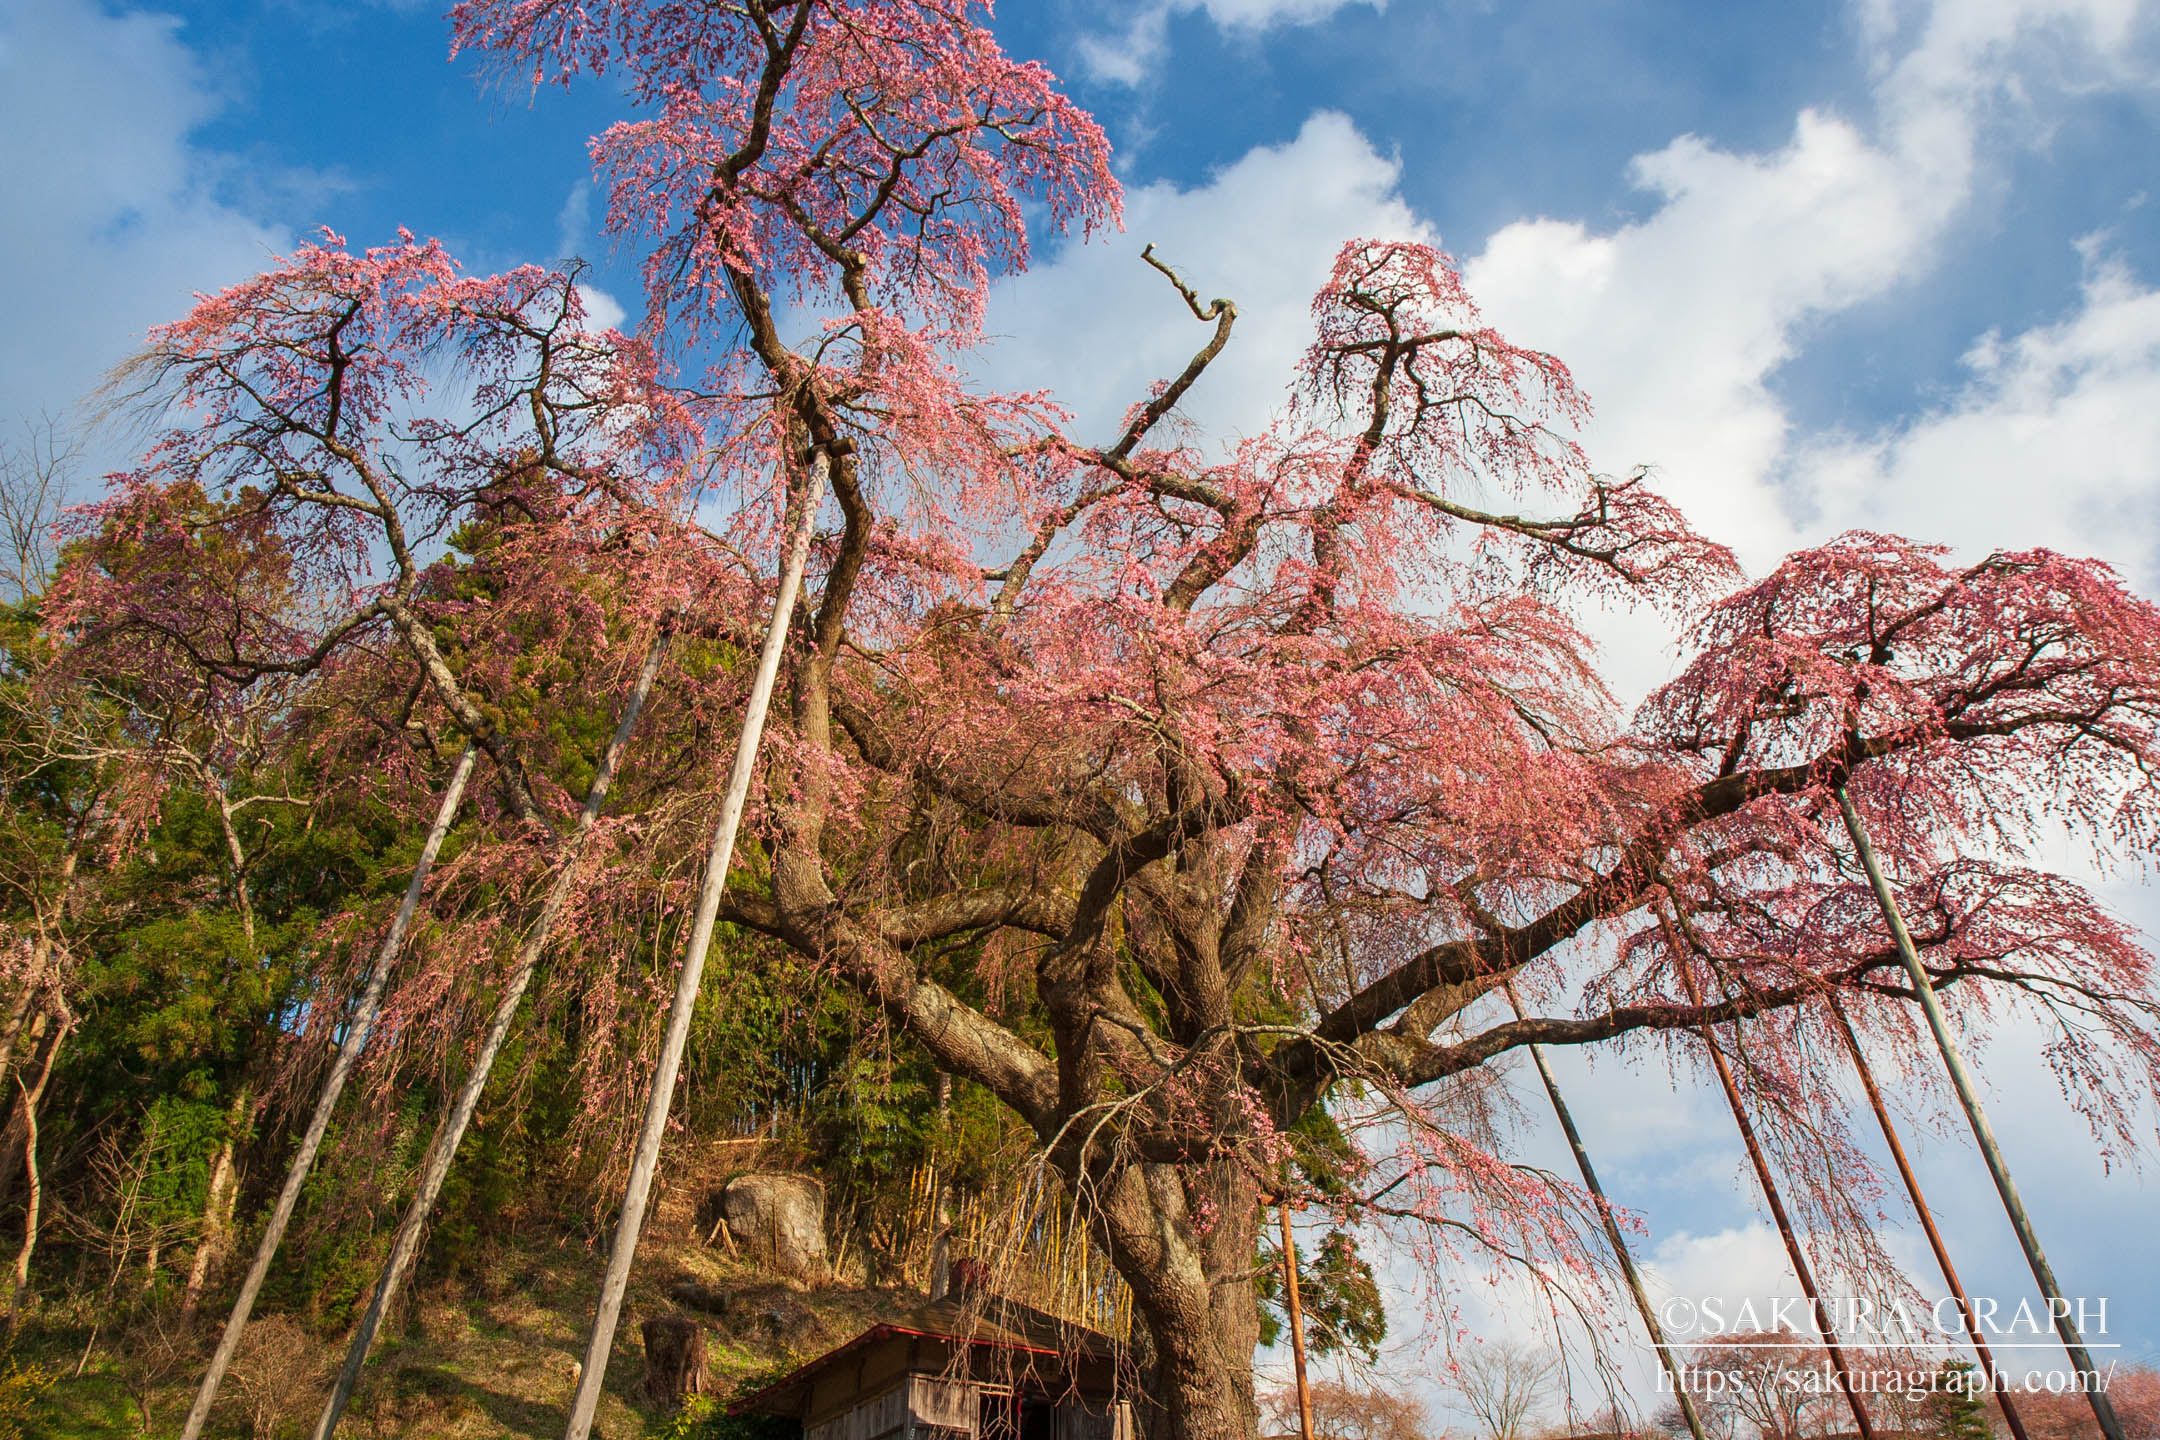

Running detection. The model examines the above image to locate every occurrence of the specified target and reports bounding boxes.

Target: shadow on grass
[24,1369,140,1440]
[385,1363,660,1440]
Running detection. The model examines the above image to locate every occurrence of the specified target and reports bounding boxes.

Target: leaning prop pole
[182,745,479,1440]
[1834,785,2126,1440]
[1676,965,1879,1440]
[1826,993,2032,1440]
[562,456,826,1440]
[313,633,671,1440]
[1277,1201,1316,1440]
[1504,983,1710,1440]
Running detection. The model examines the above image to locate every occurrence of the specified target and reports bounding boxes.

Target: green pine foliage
[1925,1360,1994,1440]
[1254,1228,1388,1364]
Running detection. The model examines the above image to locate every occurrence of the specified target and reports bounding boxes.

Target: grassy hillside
[11,1166,907,1440]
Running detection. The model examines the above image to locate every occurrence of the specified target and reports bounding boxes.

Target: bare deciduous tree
[1456,1343,1557,1440]
[228,1316,325,1440]
[1677,1332,1837,1440]
[0,417,75,606]
[1267,1378,1441,1440]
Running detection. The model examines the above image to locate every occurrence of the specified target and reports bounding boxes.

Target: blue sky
[4,0,2160,1424]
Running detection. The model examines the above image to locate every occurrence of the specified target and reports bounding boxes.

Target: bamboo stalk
[1826,994,2031,1440]
[562,456,827,1440]
[181,744,478,1440]
[313,632,670,1440]
[1503,983,1708,1440]
[1676,965,1878,1440]
[1834,785,2124,1440]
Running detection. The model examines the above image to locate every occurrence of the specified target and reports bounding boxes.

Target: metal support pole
[1826,994,2031,1440]
[313,633,670,1440]
[1835,785,2124,1440]
[561,455,827,1440]
[1676,965,1879,1440]
[1504,983,1709,1440]
[182,745,478,1440]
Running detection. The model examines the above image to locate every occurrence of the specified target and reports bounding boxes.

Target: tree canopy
[8,5,2160,1440]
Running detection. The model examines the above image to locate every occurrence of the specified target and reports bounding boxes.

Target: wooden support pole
[1278,1201,1315,1440]
[1827,994,2031,1440]
[1834,785,2125,1440]
[1676,965,1879,1440]
[1504,984,1709,1440]
[312,632,671,1440]
[182,745,478,1440]
[561,455,827,1440]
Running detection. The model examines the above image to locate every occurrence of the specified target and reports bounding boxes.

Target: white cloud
[1194,0,1380,21]
[573,282,629,335]
[0,0,286,453]
[1467,107,1945,574]
[1642,1225,1811,1334]
[1453,0,2160,701]
[1077,0,1387,87]
[1796,244,2160,591]
[983,111,1425,446]
[1004,0,2160,687]
[1075,10,1174,88]
[558,181,633,334]
[556,179,594,264]
[1024,0,2160,706]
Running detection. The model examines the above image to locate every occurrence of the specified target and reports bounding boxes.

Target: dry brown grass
[228,1316,325,1440]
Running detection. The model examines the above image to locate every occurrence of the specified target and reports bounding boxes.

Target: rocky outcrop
[705,1172,828,1283]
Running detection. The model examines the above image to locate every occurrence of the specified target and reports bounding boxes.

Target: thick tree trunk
[638,1314,705,1410]
[1134,1282,1262,1440]
[1091,1162,1263,1440]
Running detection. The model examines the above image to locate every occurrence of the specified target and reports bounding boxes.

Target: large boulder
[711,1172,828,1282]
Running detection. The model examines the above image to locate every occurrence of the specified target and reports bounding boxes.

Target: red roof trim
[729,1321,1070,1417]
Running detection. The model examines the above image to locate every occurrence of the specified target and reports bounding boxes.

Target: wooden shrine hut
[732,1293,1133,1440]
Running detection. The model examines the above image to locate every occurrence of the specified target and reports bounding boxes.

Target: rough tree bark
[639,1314,705,1410]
